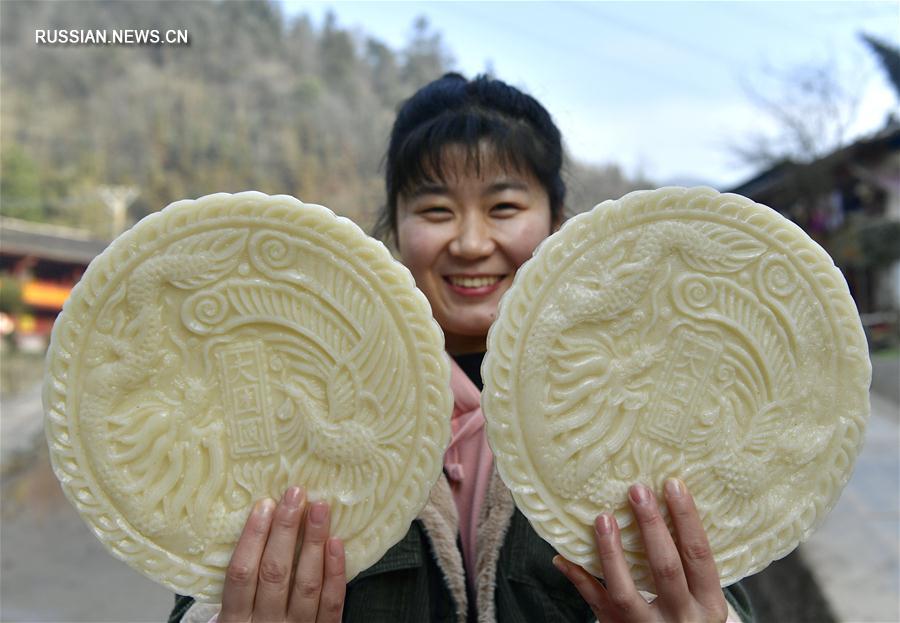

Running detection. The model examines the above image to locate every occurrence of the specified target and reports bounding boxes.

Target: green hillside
[1,0,650,238]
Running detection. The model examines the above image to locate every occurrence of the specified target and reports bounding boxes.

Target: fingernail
[665,477,684,498]
[282,486,302,508]
[328,537,343,557]
[595,513,613,536]
[309,501,328,526]
[552,555,567,572]
[255,498,275,517]
[629,484,652,506]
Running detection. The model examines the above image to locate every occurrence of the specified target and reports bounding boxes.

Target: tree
[319,11,360,97]
[401,17,454,90]
[733,58,861,167]
[565,159,654,216]
[366,39,404,106]
[0,144,43,221]
[861,34,900,98]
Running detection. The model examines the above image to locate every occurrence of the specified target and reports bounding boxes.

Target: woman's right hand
[553,480,728,623]
[219,486,346,623]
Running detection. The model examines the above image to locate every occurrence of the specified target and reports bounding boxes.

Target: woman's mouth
[444,274,505,296]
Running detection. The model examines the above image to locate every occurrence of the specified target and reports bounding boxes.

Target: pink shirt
[443,356,495,595]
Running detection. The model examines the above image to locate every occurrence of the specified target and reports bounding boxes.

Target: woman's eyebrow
[407,183,449,199]
[485,180,529,195]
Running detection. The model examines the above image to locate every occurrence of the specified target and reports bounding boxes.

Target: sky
[281,1,899,189]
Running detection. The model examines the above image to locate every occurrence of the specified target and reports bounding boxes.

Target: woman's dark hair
[373,72,566,244]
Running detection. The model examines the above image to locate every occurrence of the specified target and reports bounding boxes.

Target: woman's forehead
[412,141,536,189]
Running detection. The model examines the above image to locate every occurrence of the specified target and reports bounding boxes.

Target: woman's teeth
[448,275,502,288]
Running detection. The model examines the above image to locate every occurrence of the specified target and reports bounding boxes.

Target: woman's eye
[492,203,519,216]
[420,206,453,219]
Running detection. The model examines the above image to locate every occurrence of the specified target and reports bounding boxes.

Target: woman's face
[396,146,557,354]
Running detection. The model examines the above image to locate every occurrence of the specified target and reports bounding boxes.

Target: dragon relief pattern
[532,220,840,568]
[76,225,416,572]
[484,188,870,592]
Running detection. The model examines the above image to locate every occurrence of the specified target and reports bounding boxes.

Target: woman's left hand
[554,478,728,623]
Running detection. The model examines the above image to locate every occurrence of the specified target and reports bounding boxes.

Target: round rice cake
[43,191,452,602]
[482,186,870,591]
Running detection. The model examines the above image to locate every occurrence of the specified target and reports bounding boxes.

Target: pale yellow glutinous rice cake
[482,186,871,592]
[43,191,452,602]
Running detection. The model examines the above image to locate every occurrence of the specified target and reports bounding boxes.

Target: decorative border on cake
[43,191,452,602]
[482,186,871,589]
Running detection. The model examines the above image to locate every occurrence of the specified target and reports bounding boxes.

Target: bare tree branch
[732,55,862,167]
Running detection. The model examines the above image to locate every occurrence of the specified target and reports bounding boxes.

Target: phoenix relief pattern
[523,219,840,559]
[78,226,414,570]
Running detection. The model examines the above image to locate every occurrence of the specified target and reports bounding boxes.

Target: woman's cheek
[507,221,552,267]
[397,224,437,274]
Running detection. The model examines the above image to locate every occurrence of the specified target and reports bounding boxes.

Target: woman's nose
[449,214,494,259]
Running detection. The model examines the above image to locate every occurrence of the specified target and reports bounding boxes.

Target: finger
[253,486,306,621]
[220,498,275,623]
[664,478,723,606]
[592,513,650,618]
[629,483,691,605]
[552,555,615,619]
[287,500,330,620]
[316,537,347,623]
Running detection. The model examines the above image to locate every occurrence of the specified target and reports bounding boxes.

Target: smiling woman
[369,73,749,623]
[376,72,567,355]
[395,143,558,354]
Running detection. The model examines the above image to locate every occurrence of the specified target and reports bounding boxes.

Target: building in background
[728,119,900,348]
[0,218,108,352]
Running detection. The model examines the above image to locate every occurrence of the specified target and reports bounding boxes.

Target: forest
[0,0,652,238]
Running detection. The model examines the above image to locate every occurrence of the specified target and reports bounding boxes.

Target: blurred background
[1,1,897,621]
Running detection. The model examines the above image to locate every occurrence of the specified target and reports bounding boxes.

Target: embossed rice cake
[482,186,871,591]
[43,191,452,602]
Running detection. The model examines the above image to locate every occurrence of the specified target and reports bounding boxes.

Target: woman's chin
[441,318,495,352]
